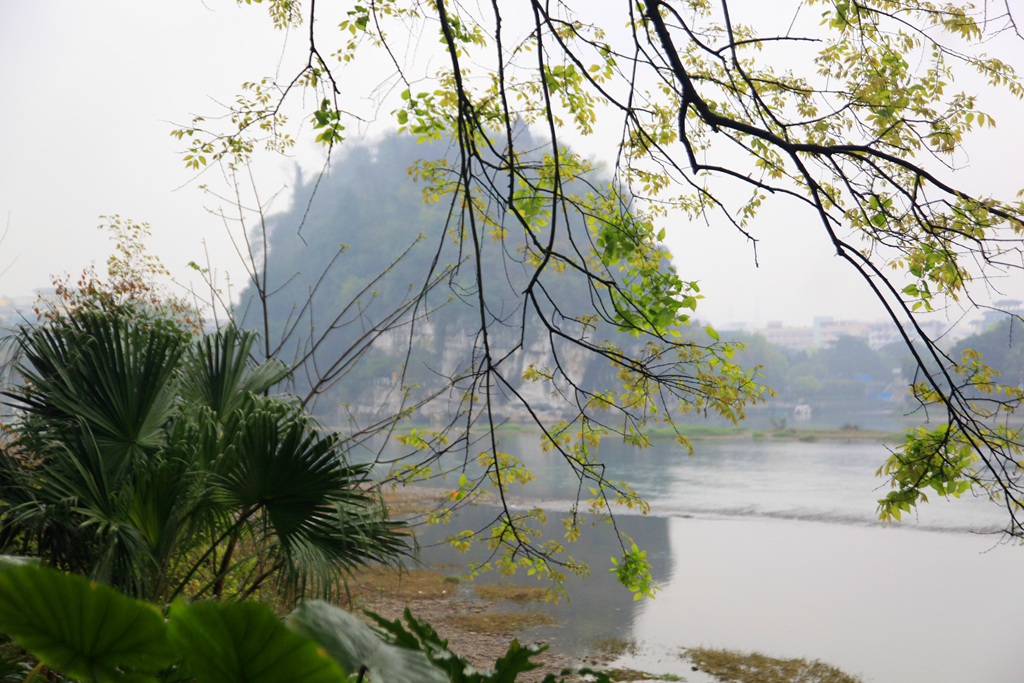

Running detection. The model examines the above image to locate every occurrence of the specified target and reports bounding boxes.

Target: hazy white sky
[1,2,1021,329]
[0,2,289,310]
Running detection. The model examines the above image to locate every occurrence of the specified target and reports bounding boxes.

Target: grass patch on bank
[591,637,639,659]
[383,423,902,446]
[451,611,556,633]
[603,669,684,682]
[686,648,863,683]
[474,583,548,603]
[347,568,457,603]
[643,424,751,439]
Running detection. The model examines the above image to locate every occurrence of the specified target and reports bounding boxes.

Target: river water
[382,433,1024,683]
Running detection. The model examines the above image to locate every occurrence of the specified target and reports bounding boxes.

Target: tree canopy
[175,0,1024,588]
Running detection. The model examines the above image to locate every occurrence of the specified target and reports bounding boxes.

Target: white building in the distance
[751,315,978,351]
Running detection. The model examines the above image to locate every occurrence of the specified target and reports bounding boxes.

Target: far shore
[370,421,906,445]
[639,423,902,443]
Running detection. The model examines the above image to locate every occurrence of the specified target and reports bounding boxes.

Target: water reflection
[411,504,673,655]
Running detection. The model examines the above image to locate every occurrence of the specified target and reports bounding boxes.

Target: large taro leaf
[288,601,447,683]
[0,565,175,683]
[167,600,346,683]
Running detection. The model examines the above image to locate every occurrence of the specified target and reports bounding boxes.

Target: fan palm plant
[0,308,406,602]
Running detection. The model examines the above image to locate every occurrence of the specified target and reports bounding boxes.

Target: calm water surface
[384,434,1024,683]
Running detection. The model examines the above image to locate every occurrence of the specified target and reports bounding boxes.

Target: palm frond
[214,401,408,585]
[179,326,289,419]
[10,311,182,464]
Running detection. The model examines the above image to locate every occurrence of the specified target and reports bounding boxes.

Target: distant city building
[978,299,1024,331]
[0,295,35,328]
[760,317,876,350]
[812,317,872,347]
[745,315,972,351]
[760,321,815,349]
[0,298,20,326]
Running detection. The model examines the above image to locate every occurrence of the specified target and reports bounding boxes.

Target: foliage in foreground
[0,562,610,683]
[0,306,407,603]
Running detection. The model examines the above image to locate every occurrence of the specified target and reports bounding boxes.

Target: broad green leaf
[0,565,174,683]
[288,601,446,683]
[168,600,345,683]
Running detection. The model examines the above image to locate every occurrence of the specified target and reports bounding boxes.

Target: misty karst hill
[235,134,648,427]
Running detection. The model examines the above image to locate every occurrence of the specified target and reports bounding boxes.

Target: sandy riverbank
[343,564,583,681]
[365,486,584,679]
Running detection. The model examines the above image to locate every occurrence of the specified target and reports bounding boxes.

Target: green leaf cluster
[609,543,658,601]
[876,425,978,522]
[312,99,346,146]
